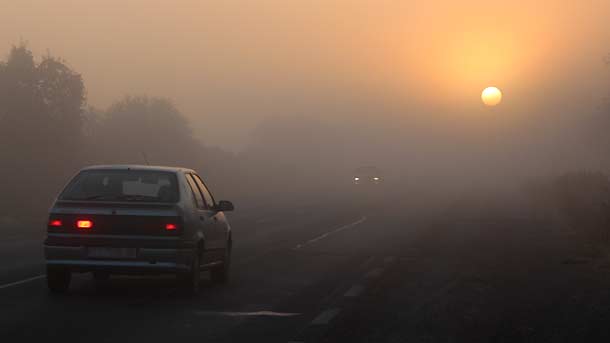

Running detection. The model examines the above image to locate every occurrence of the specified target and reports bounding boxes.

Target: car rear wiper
[79,194,154,201]
[115,195,151,201]
[83,194,115,200]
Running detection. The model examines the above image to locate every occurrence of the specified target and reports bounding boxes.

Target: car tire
[210,243,231,284]
[47,266,71,293]
[180,252,200,295]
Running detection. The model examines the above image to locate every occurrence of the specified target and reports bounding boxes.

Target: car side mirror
[216,200,234,212]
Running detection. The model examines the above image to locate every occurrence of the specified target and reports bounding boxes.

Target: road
[2,191,610,342]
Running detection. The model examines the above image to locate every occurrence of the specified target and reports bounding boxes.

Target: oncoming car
[352,166,383,185]
[44,165,234,294]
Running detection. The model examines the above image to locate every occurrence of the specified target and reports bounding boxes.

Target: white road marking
[311,308,341,325]
[344,284,365,297]
[294,217,367,250]
[0,274,46,290]
[194,310,301,317]
[365,267,384,279]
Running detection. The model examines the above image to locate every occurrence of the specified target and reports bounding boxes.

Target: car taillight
[76,220,93,229]
[49,219,62,227]
[165,223,178,231]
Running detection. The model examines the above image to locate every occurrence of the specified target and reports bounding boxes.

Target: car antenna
[141,152,150,166]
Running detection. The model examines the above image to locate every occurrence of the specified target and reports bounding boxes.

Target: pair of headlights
[353,177,380,181]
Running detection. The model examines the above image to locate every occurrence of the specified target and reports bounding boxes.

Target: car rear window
[60,170,179,202]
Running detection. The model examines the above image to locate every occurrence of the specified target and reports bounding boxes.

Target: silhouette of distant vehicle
[352,166,383,185]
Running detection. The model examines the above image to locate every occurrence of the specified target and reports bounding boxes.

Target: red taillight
[165,223,177,231]
[76,220,93,229]
[49,219,62,227]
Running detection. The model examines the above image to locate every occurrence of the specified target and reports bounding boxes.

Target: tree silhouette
[0,44,85,150]
[0,44,86,218]
[92,96,197,164]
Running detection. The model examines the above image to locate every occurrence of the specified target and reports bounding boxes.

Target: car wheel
[210,243,231,284]
[47,266,71,293]
[180,252,200,295]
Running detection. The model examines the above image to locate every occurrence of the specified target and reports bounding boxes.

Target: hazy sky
[2,1,610,151]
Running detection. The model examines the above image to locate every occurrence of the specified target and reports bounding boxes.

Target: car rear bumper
[46,259,190,273]
[44,234,195,274]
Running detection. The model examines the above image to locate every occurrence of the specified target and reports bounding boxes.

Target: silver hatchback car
[44,165,234,294]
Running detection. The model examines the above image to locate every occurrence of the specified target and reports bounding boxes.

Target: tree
[0,44,85,151]
[0,44,86,218]
[93,96,199,164]
[36,56,86,141]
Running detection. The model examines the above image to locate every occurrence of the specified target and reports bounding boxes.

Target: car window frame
[190,173,216,209]
[185,173,206,209]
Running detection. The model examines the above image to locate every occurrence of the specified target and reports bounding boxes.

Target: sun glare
[481,87,502,106]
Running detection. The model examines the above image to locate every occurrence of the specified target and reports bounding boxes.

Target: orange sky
[1,1,610,150]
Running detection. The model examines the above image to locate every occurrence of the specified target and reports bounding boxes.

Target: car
[44,165,234,294]
[352,166,383,185]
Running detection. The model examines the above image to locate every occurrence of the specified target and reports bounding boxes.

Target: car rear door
[190,173,227,261]
[191,173,228,246]
[184,174,217,263]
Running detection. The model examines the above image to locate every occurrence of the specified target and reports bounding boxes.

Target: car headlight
[373,177,380,181]
[354,177,360,181]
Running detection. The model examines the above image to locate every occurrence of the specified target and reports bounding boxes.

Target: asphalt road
[2,191,610,342]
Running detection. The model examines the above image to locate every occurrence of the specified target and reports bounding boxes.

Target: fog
[1,1,610,220]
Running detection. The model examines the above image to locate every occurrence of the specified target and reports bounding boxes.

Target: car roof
[354,165,382,173]
[80,164,196,174]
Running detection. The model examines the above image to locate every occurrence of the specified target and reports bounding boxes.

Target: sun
[481,86,502,106]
